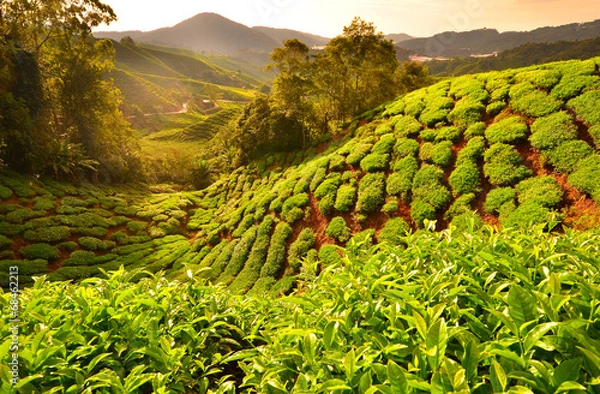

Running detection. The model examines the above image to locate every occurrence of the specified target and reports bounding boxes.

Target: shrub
[419,142,434,163]
[444,193,475,221]
[483,143,532,186]
[419,128,437,142]
[393,116,423,137]
[79,237,116,252]
[411,199,437,228]
[567,90,600,126]
[347,229,374,259]
[282,193,309,217]
[545,140,594,173]
[360,153,390,172]
[515,176,563,208]
[484,187,516,214]
[464,122,486,140]
[377,217,410,246]
[318,193,336,216]
[356,173,386,214]
[261,222,292,278]
[33,197,56,210]
[431,141,453,168]
[485,116,529,144]
[127,221,147,234]
[589,125,600,149]
[568,155,600,203]
[326,217,351,243]
[405,100,426,118]
[516,69,562,90]
[334,185,357,212]
[420,109,449,127]
[346,143,373,167]
[412,166,451,209]
[288,228,315,270]
[552,75,600,100]
[222,227,257,279]
[449,162,481,196]
[435,126,462,143]
[381,197,398,215]
[57,213,110,228]
[24,226,70,243]
[383,100,405,117]
[328,155,346,172]
[393,138,420,158]
[511,87,563,117]
[62,251,97,267]
[448,99,485,128]
[6,208,46,224]
[486,101,507,117]
[309,167,327,192]
[457,136,486,165]
[0,186,12,200]
[529,111,578,151]
[504,202,559,229]
[372,134,396,154]
[318,245,342,265]
[0,235,12,250]
[19,243,60,261]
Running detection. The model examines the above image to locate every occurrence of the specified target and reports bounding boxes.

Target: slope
[399,19,600,57]
[3,57,600,293]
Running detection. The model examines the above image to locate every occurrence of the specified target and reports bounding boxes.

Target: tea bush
[484,143,532,186]
[449,162,481,196]
[356,173,386,214]
[516,176,563,208]
[529,111,578,151]
[376,217,410,246]
[326,217,351,243]
[485,116,529,144]
[545,140,594,173]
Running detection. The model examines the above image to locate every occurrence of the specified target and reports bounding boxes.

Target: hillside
[2,57,600,293]
[399,19,600,57]
[428,37,600,76]
[110,39,261,115]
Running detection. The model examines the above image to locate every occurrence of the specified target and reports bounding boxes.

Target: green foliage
[444,193,475,221]
[529,111,578,151]
[464,121,486,140]
[318,245,342,265]
[567,90,600,125]
[79,237,116,251]
[346,143,373,166]
[552,74,600,100]
[19,243,60,261]
[589,125,600,149]
[360,153,390,172]
[411,199,437,227]
[393,138,420,158]
[23,226,71,243]
[261,222,293,278]
[484,143,532,186]
[377,217,410,246]
[504,202,559,228]
[435,126,462,143]
[545,140,594,173]
[356,173,386,214]
[288,228,315,270]
[387,157,418,198]
[485,187,517,215]
[393,115,423,137]
[449,162,481,196]
[326,217,351,243]
[334,184,356,213]
[568,155,600,203]
[485,116,529,144]
[510,83,564,117]
[6,208,46,224]
[431,141,454,168]
[282,193,309,224]
[448,98,485,128]
[372,134,396,154]
[457,136,486,165]
[486,101,507,117]
[412,165,450,210]
[516,176,563,208]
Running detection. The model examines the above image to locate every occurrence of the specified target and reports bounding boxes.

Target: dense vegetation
[428,37,600,76]
[0,0,141,181]
[3,225,600,392]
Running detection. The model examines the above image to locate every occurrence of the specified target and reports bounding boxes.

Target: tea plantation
[2,57,600,294]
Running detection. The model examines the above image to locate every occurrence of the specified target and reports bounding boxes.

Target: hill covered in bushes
[2,57,600,292]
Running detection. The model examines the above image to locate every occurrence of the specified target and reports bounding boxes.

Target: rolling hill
[398,19,600,57]
[2,57,600,293]
[96,12,330,65]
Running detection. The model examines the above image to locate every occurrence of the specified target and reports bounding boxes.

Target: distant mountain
[385,33,414,43]
[399,19,600,57]
[252,26,329,48]
[95,13,330,65]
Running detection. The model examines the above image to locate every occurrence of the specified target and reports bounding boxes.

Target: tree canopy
[0,0,140,181]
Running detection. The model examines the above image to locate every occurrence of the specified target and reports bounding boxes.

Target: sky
[94,0,600,38]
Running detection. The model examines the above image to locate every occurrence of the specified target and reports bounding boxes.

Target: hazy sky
[95,0,600,37]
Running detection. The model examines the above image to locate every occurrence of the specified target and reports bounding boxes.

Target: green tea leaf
[508,285,539,331]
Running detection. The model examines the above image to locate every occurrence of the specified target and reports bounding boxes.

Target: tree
[0,0,140,181]
[313,17,400,123]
